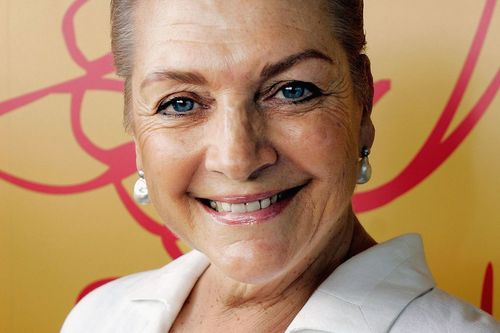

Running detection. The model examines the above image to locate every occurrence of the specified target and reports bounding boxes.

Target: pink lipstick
[198,184,305,225]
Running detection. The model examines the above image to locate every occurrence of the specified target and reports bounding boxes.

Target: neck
[178,210,376,332]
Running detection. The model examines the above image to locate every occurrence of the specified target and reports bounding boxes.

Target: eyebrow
[140,49,333,91]
[259,49,333,81]
[140,71,207,90]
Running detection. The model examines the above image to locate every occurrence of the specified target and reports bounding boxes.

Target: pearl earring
[357,146,372,184]
[133,170,150,205]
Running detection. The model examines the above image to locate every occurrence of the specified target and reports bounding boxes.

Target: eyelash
[266,81,324,104]
[155,81,324,116]
[156,96,203,116]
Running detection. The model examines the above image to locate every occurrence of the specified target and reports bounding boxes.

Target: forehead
[133,0,338,79]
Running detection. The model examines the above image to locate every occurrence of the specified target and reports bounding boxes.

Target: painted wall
[0,1,498,332]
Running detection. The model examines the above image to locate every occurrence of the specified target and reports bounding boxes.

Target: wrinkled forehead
[132,0,340,79]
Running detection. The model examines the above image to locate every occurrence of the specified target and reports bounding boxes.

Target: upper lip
[195,182,308,204]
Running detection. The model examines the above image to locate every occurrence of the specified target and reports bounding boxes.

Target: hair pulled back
[110,0,373,129]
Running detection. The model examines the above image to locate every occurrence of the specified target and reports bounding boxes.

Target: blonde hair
[110,0,135,131]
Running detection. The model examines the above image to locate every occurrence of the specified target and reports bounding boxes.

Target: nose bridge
[206,97,272,181]
[223,100,257,153]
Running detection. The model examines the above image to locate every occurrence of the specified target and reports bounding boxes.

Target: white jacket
[61,234,499,332]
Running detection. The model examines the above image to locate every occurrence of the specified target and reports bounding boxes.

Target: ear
[133,136,143,171]
[357,54,375,153]
[359,110,375,153]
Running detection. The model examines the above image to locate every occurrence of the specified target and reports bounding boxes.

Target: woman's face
[131,0,373,284]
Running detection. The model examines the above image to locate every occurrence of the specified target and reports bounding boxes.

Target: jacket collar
[126,234,434,333]
[128,250,210,329]
[285,234,435,333]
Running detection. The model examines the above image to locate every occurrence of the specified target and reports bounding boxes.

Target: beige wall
[1,1,499,332]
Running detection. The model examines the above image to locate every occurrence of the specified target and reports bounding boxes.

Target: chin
[208,238,294,285]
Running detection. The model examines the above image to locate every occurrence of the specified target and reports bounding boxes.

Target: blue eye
[158,97,196,114]
[275,81,321,103]
[282,84,306,99]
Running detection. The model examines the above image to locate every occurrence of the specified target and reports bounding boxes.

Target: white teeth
[246,201,261,212]
[208,193,283,213]
[231,203,247,213]
[221,202,231,212]
[260,198,271,209]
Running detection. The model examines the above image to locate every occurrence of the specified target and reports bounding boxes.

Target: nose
[205,101,277,181]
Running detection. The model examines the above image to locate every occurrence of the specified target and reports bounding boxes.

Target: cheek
[141,133,195,194]
[272,111,358,180]
[136,126,204,233]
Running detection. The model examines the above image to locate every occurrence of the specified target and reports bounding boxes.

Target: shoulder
[60,268,162,333]
[60,250,209,333]
[392,288,499,332]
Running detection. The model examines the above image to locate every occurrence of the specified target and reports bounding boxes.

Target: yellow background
[1,1,499,332]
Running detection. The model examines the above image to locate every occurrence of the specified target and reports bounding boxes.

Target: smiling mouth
[198,184,306,214]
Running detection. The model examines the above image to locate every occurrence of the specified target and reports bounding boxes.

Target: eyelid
[161,98,194,115]
[155,92,211,115]
[262,81,324,102]
[259,80,287,100]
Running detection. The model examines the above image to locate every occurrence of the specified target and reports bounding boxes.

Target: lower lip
[200,195,295,226]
